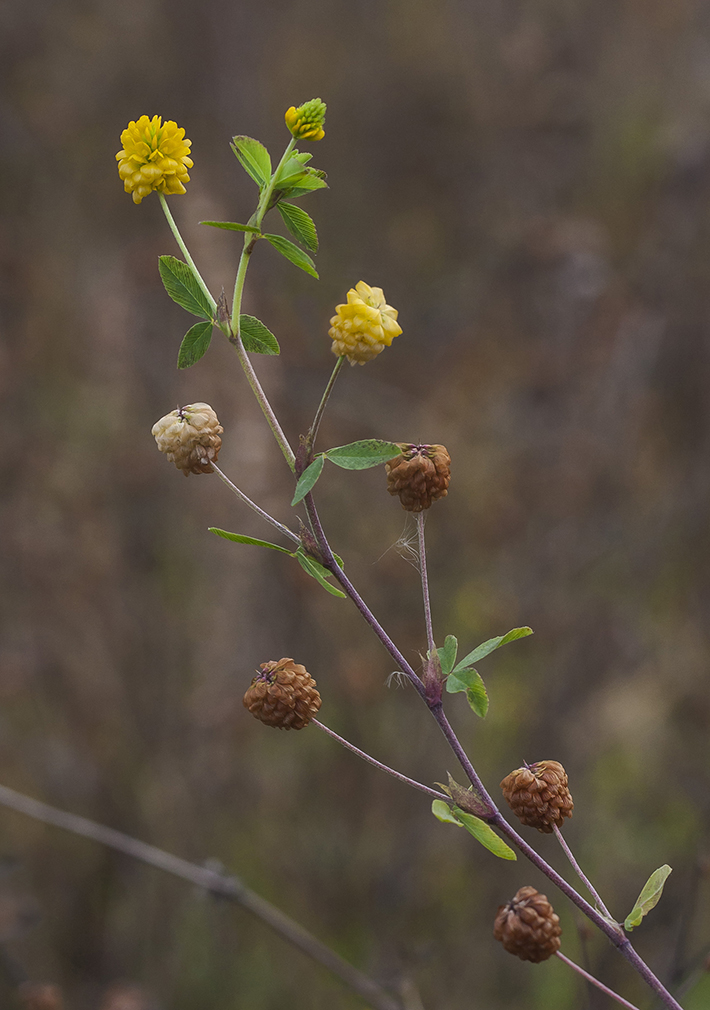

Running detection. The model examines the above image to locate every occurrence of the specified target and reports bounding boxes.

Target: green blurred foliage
[1,0,710,1007]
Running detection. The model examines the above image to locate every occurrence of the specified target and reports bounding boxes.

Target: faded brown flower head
[151,402,222,476]
[494,886,561,962]
[244,659,321,730]
[500,760,573,833]
[385,443,451,512]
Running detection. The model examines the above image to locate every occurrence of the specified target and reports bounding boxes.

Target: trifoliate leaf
[294,547,346,598]
[292,455,325,505]
[177,320,213,368]
[452,627,534,674]
[263,234,318,278]
[199,220,261,234]
[231,136,272,189]
[278,168,328,200]
[437,636,458,677]
[277,201,319,253]
[158,256,213,320]
[453,809,517,860]
[432,800,461,826]
[208,529,293,554]
[239,315,280,355]
[624,865,672,931]
[325,440,401,470]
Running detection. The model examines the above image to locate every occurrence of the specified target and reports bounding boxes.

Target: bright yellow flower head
[284,98,326,141]
[116,115,193,204]
[328,281,402,365]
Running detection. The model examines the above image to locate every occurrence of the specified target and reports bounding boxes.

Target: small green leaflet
[436,636,458,677]
[431,799,461,826]
[200,220,262,234]
[292,455,325,505]
[239,315,280,355]
[277,202,318,253]
[231,136,272,189]
[208,529,293,554]
[451,627,533,674]
[158,256,214,320]
[264,234,318,279]
[624,865,672,931]
[445,667,489,718]
[178,320,213,369]
[281,168,328,199]
[294,547,346,598]
[453,808,517,860]
[325,440,401,470]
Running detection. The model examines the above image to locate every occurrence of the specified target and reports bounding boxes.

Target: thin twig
[416,514,435,656]
[552,823,615,921]
[210,462,300,545]
[556,951,642,1010]
[306,356,346,453]
[0,783,403,1010]
[159,194,217,312]
[312,719,448,803]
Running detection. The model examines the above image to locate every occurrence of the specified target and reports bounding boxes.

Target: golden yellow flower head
[284,98,326,141]
[328,281,402,365]
[116,115,193,204]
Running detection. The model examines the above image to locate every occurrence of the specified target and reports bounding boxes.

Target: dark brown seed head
[385,443,451,512]
[493,886,562,962]
[500,760,573,833]
[243,658,321,730]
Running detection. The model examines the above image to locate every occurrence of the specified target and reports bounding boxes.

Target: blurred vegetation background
[2,0,710,1007]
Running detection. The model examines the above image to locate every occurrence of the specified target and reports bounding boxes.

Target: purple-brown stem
[416,513,435,655]
[555,952,641,1010]
[552,823,614,921]
[312,719,447,803]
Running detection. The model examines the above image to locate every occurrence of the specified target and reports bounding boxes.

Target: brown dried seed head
[151,402,223,476]
[243,658,322,730]
[500,760,573,833]
[493,886,562,962]
[385,443,451,512]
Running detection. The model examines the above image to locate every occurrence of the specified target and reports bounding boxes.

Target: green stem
[306,356,345,454]
[159,194,216,313]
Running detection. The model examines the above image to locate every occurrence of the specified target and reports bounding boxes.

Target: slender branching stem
[0,783,404,1010]
[210,462,300,545]
[312,719,448,803]
[553,823,615,920]
[416,513,436,655]
[306,356,346,453]
[159,194,217,313]
[255,138,296,231]
[555,952,641,1010]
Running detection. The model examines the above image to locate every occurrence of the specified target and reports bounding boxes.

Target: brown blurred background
[2,0,710,1007]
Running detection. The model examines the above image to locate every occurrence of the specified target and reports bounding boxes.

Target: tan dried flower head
[500,760,573,833]
[243,659,321,730]
[151,403,222,476]
[494,886,562,962]
[385,443,451,512]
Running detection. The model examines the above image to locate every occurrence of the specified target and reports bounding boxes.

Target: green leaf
[278,168,328,199]
[263,234,319,279]
[208,529,293,554]
[294,548,346,598]
[432,799,461,826]
[239,314,280,355]
[277,202,319,253]
[291,150,313,165]
[158,256,213,320]
[437,636,458,677]
[452,627,534,674]
[231,136,272,188]
[200,220,262,234]
[624,865,672,931]
[177,320,213,369]
[291,455,325,505]
[466,675,489,718]
[325,440,402,470]
[453,808,517,860]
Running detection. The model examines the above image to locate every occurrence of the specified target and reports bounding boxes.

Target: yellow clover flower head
[328,281,402,365]
[284,98,326,141]
[116,115,193,205]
